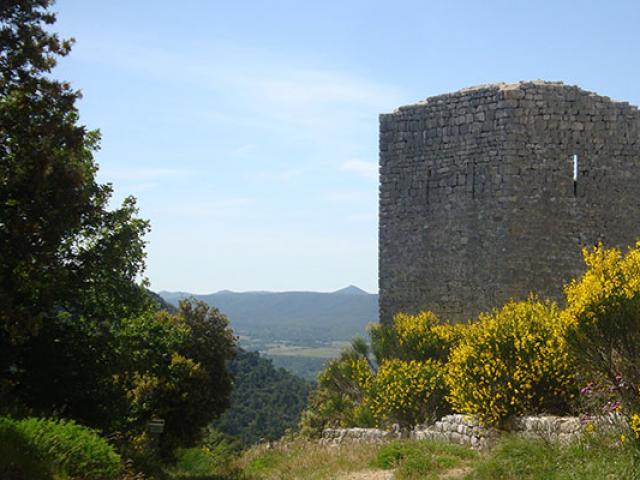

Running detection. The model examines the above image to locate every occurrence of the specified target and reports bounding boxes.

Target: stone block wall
[379,81,640,324]
[322,414,588,450]
[412,414,583,450]
[320,427,404,446]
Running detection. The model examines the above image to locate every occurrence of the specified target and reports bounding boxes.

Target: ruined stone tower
[379,81,640,324]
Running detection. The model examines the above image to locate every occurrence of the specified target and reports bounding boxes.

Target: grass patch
[372,440,477,480]
[466,433,640,480]
[234,439,382,480]
[198,433,640,480]
[164,446,245,480]
[465,437,556,480]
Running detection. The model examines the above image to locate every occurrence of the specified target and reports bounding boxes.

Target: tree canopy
[1,0,148,338]
[0,0,237,457]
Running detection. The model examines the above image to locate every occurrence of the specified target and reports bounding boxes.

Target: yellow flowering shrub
[445,298,575,426]
[369,359,446,427]
[630,414,640,439]
[564,242,640,323]
[369,311,466,363]
[300,312,463,434]
[298,347,377,436]
[365,312,463,426]
[563,242,640,413]
[317,354,373,397]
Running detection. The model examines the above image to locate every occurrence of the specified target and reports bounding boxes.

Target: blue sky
[53,0,640,294]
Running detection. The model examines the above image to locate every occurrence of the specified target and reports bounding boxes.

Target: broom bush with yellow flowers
[368,358,446,427]
[564,242,640,414]
[445,298,576,426]
[562,242,640,445]
[302,241,640,440]
[299,312,463,434]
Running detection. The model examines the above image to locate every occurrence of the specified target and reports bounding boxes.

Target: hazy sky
[53,0,640,294]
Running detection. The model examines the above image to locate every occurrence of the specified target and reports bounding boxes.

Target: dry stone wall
[379,81,640,324]
[413,414,583,450]
[321,427,404,446]
[322,414,587,450]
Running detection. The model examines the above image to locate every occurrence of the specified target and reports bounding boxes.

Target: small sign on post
[147,418,165,453]
[147,418,165,434]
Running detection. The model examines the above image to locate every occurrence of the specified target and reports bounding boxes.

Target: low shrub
[368,312,465,426]
[0,416,122,480]
[300,312,463,434]
[445,298,575,425]
[298,343,376,436]
[564,242,640,415]
[369,359,446,427]
[369,312,465,363]
[0,417,52,480]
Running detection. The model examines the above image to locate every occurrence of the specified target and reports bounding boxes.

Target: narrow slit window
[573,154,578,196]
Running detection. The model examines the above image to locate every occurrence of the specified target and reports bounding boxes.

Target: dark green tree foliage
[0,2,237,456]
[12,300,237,453]
[0,0,151,414]
[214,350,311,445]
[0,0,149,337]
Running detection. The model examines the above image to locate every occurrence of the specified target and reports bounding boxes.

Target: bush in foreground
[0,417,51,480]
[564,242,640,417]
[369,359,447,427]
[0,416,122,480]
[300,312,462,434]
[445,298,576,425]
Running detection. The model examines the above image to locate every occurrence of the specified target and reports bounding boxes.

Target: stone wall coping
[321,414,621,450]
[384,80,639,116]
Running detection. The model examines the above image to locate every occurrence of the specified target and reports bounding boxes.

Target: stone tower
[379,81,640,324]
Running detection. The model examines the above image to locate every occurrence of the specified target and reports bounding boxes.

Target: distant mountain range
[158,285,379,344]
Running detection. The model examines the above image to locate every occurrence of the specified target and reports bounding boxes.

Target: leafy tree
[0,4,237,459]
[1,0,144,338]
[0,0,154,406]
[12,300,237,455]
[154,300,237,452]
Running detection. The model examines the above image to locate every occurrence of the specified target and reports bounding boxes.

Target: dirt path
[338,464,472,480]
[440,466,473,478]
[338,465,473,480]
[339,469,395,480]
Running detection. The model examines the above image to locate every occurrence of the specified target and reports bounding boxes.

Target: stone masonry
[379,81,640,324]
[322,414,590,450]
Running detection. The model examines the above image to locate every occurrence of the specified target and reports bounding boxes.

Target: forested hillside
[214,350,312,444]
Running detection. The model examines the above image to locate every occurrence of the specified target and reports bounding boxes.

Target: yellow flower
[444,298,575,426]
